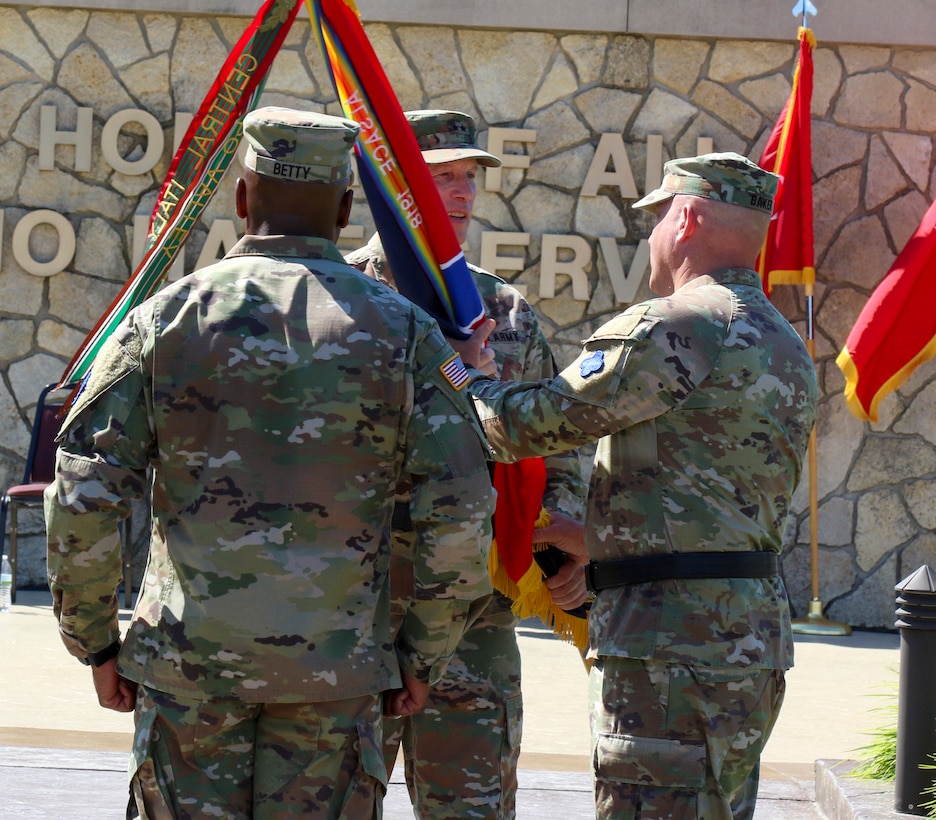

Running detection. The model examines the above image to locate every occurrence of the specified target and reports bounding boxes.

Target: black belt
[585,551,779,593]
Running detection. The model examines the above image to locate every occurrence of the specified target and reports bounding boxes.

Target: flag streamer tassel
[486,509,589,650]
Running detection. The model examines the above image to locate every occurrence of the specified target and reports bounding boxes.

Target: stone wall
[1,4,934,627]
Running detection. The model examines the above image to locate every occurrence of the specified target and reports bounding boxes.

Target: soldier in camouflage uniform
[44,107,495,820]
[346,110,588,820]
[461,153,820,819]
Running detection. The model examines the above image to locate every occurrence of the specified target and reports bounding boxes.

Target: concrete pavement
[0,590,917,818]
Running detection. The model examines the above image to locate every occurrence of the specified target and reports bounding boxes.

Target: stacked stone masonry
[1,5,934,628]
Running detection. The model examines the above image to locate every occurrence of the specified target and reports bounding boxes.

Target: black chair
[0,383,135,606]
[0,384,70,603]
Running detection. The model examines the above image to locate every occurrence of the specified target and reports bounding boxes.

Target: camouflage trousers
[128,684,387,820]
[386,532,523,820]
[589,657,785,820]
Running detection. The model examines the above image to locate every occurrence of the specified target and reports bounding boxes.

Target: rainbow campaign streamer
[309,0,485,338]
[308,0,588,650]
[58,0,304,389]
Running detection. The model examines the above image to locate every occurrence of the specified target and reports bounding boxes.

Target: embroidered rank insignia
[441,354,470,390]
[580,350,604,378]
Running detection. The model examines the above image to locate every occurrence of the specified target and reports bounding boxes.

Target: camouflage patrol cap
[405,109,502,167]
[632,152,778,215]
[243,106,360,183]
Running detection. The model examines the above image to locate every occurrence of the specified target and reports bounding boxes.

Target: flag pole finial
[792,0,817,27]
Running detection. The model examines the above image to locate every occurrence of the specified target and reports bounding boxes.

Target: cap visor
[631,188,674,212]
[421,147,502,168]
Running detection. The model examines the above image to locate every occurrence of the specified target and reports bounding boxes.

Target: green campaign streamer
[59,0,303,389]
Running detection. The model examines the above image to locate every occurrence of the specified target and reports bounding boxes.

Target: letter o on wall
[12,209,76,276]
[101,108,164,175]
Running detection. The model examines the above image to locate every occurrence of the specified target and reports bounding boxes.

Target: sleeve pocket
[594,732,706,789]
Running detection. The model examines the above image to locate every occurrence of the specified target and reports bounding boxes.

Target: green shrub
[849,694,936,818]
[920,755,936,818]
[850,694,897,782]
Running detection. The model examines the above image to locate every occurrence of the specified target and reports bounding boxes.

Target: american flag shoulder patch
[440,354,470,390]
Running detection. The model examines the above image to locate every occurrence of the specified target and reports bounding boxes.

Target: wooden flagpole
[792,284,851,635]
[773,2,851,635]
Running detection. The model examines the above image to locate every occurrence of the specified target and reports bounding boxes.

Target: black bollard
[894,565,936,815]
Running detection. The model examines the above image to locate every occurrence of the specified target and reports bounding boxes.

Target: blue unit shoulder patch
[580,350,604,378]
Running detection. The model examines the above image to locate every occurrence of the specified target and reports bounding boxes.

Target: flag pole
[770,2,851,635]
[792,284,851,635]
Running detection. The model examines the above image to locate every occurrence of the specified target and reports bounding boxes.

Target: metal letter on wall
[39,105,93,172]
[601,237,650,305]
[480,231,531,280]
[540,234,591,300]
[101,109,165,175]
[581,133,638,199]
[12,210,76,276]
[484,128,537,192]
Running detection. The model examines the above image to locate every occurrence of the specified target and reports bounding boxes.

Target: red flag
[836,198,936,422]
[490,459,589,650]
[756,27,816,295]
[492,459,548,584]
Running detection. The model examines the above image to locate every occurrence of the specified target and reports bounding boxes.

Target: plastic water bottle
[0,554,11,612]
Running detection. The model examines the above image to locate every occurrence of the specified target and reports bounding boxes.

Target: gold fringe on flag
[487,508,590,652]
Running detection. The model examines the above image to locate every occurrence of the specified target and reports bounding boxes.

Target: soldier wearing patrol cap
[347,109,588,819]
[457,151,819,819]
[45,105,495,819]
[631,151,778,215]
[242,105,358,183]
[406,108,504,166]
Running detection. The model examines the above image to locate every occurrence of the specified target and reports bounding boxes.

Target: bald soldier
[45,107,495,819]
[458,153,819,819]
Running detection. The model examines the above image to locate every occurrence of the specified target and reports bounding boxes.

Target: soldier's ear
[674,201,697,242]
[337,188,354,230]
[235,178,248,220]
